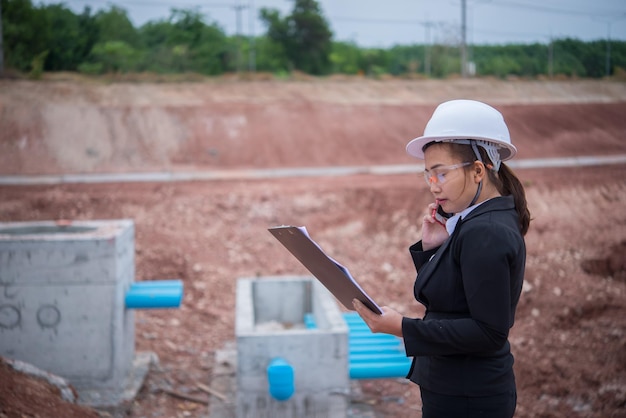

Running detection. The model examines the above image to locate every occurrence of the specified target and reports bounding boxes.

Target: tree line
[2,0,625,79]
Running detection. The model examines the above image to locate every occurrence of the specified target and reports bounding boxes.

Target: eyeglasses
[423,162,472,186]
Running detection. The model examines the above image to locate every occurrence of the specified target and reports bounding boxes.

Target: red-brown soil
[0,77,625,417]
[0,357,100,418]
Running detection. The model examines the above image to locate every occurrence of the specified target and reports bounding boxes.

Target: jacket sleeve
[403,221,520,356]
[409,241,437,272]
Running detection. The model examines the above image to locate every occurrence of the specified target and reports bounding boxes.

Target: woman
[353,99,530,417]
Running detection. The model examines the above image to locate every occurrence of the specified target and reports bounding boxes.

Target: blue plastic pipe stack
[304,312,411,379]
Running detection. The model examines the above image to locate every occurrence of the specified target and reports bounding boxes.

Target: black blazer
[402,195,526,397]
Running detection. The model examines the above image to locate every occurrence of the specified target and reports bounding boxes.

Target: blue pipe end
[125,280,184,309]
[267,358,295,401]
[303,312,317,329]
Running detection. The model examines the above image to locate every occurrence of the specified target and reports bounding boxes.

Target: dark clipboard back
[268,226,382,314]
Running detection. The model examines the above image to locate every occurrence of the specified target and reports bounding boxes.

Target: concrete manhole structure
[235,276,350,418]
[0,220,182,409]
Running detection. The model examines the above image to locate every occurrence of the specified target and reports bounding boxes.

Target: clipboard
[268,225,383,314]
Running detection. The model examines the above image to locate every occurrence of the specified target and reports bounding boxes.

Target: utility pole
[593,18,615,78]
[424,21,432,77]
[248,0,256,73]
[419,20,443,77]
[605,21,612,77]
[460,0,467,77]
[591,15,625,78]
[0,0,4,76]
[548,37,554,78]
[234,2,248,74]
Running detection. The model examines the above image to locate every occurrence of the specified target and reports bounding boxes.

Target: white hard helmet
[406,99,517,161]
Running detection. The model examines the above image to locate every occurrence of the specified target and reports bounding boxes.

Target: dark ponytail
[440,142,531,236]
[492,163,531,236]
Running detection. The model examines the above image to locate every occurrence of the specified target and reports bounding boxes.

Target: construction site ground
[0,76,625,417]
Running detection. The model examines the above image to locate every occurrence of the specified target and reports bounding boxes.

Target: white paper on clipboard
[268,225,383,314]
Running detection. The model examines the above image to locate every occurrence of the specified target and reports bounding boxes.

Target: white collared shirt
[445,199,490,235]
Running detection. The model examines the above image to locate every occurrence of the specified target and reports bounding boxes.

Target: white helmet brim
[406,135,517,160]
[406,99,518,161]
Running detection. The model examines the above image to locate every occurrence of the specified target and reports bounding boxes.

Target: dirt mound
[0,357,100,418]
[1,78,625,174]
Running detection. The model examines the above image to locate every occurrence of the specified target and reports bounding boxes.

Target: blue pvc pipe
[130,279,182,289]
[303,313,317,329]
[125,280,184,309]
[344,320,366,326]
[349,345,404,355]
[349,330,399,338]
[343,312,411,379]
[267,358,295,401]
[346,323,369,330]
[343,312,365,324]
[349,337,403,346]
[350,353,410,363]
[349,361,412,379]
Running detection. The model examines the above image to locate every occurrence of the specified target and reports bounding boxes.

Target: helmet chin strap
[469,180,482,207]
[468,140,483,208]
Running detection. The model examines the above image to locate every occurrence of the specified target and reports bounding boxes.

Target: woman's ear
[473,161,486,183]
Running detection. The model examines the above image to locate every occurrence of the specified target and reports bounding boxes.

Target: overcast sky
[39,0,626,47]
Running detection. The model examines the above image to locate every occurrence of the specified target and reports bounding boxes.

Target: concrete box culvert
[0,220,141,408]
[235,276,350,418]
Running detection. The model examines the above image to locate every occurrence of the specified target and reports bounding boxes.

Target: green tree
[90,40,136,73]
[41,4,97,71]
[387,45,426,75]
[1,1,98,73]
[552,39,587,77]
[94,5,139,47]
[260,0,332,75]
[138,8,227,75]
[251,35,289,74]
[258,8,289,73]
[330,41,362,74]
[359,48,390,77]
[430,44,460,78]
[484,55,521,78]
[564,39,604,77]
[610,41,626,75]
[168,8,205,47]
[81,5,139,73]
[171,9,227,74]
[137,20,173,72]
[77,7,100,64]
[1,0,47,71]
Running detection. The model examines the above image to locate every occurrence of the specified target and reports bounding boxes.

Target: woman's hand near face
[421,203,449,250]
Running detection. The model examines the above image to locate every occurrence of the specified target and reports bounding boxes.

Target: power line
[489,0,625,18]
[472,27,553,40]
[332,16,435,26]
[51,0,233,7]
[461,0,468,76]
[332,14,558,44]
